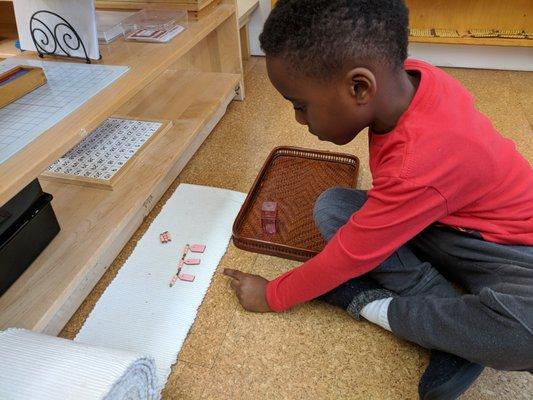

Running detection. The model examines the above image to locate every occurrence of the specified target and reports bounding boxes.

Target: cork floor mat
[60,57,533,399]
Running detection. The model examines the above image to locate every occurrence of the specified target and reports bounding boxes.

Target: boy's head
[260,0,410,144]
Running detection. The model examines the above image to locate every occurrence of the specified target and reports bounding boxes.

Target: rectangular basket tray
[232,146,360,261]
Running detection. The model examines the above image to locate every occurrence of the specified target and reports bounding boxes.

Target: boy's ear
[345,68,377,105]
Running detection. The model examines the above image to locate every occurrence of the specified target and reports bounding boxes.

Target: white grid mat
[0,60,129,164]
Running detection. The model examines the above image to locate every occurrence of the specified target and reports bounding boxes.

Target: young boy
[223,0,533,398]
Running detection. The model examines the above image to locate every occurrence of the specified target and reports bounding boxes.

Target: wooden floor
[60,57,533,399]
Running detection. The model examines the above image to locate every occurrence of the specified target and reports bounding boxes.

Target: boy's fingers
[223,268,244,280]
[230,279,240,291]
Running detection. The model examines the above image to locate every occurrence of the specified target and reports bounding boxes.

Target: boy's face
[266,56,375,145]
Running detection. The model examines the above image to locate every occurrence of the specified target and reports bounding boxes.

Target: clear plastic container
[96,10,137,44]
[122,9,188,43]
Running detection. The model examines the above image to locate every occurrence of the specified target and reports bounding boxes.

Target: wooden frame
[0,66,47,108]
[41,117,173,190]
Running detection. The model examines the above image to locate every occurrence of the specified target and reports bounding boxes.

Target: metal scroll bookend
[29,10,94,64]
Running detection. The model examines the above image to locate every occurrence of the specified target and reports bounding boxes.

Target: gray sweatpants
[313,187,533,371]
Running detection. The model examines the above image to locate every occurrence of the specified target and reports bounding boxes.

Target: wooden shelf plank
[0,70,240,335]
[0,39,20,59]
[410,36,533,47]
[0,3,236,206]
[405,0,532,32]
[237,0,259,28]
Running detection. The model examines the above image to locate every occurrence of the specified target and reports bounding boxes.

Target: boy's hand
[222,268,271,312]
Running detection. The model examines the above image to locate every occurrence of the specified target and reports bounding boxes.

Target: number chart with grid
[43,117,170,189]
[0,59,129,164]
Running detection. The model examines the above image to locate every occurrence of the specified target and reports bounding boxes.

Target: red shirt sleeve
[266,176,448,312]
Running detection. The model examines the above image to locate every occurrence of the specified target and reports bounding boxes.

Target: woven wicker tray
[232,146,360,261]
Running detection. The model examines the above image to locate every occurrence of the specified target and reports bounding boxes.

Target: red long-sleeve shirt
[266,59,533,312]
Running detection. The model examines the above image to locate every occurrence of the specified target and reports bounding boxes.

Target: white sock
[360,297,392,331]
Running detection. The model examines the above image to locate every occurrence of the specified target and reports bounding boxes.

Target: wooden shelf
[0,70,240,335]
[0,3,240,206]
[405,0,532,48]
[237,0,259,28]
[0,39,20,59]
[409,36,532,47]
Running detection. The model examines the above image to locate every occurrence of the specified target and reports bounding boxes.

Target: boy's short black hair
[260,0,409,78]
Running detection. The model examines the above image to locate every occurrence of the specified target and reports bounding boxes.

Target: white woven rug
[0,328,157,400]
[75,184,246,394]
